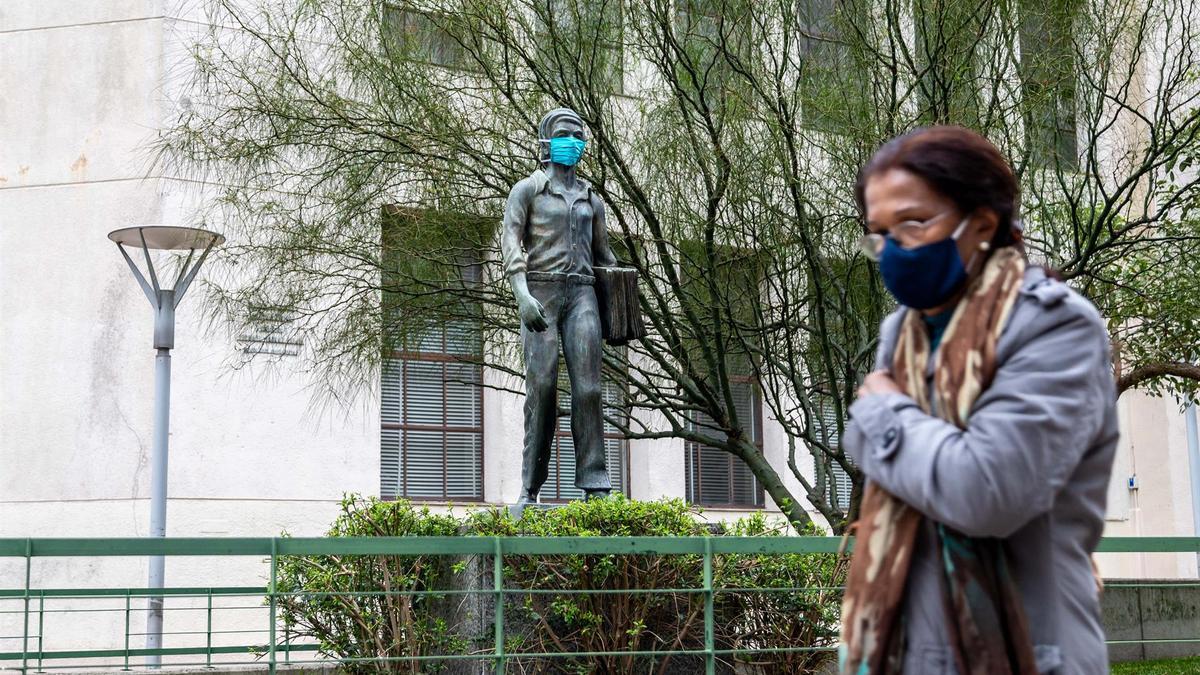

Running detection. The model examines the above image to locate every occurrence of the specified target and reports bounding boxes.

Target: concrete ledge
[1104,579,1200,663]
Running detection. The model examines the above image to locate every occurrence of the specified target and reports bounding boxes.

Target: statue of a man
[501,107,618,515]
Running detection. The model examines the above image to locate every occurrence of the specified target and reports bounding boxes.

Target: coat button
[875,426,902,461]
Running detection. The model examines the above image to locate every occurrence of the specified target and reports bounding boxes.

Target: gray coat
[843,265,1119,674]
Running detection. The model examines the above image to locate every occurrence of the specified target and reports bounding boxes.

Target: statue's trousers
[520,277,611,498]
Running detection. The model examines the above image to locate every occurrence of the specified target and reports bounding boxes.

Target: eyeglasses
[858,211,969,262]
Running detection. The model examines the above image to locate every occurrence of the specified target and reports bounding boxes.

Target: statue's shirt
[501,169,618,279]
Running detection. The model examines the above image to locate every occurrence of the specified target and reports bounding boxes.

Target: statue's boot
[509,493,539,520]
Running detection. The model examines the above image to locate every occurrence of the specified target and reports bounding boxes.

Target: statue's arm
[591,195,620,268]
[501,180,535,299]
[501,179,548,331]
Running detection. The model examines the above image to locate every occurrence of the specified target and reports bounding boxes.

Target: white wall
[0,2,377,550]
[0,6,369,667]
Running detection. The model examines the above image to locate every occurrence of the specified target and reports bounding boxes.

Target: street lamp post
[108,226,224,669]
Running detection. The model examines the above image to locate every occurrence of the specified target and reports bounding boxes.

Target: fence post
[283,589,291,665]
[206,588,213,669]
[36,591,45,673]
[494,537,504,675]
[121,586,130,662]
[21,539,31,675]
[704,537,714,675]
[269,538,278,675]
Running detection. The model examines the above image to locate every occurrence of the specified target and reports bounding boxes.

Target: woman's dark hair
[854,125,1020,248]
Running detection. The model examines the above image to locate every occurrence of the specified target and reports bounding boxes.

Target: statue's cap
[538,108,585,139]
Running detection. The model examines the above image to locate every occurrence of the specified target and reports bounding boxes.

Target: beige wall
[1098,391,1199,579]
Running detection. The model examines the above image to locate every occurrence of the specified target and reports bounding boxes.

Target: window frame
[380,331,486,504]
[1017,0,1079,169]
[673,0,755,108]
[539,0,628,96]
[381,4,478,72]
[684,375,767,509]
[796,0,862,131]
[813,399,853,512]
[676,240,767,509]
[379,204,490,504]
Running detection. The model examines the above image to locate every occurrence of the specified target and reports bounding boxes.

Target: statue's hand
[518,294,549,332]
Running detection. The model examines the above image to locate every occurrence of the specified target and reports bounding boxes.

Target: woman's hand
[857,370,902,398]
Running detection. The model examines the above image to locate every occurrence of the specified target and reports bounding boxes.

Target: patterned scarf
[839,247,1037,675]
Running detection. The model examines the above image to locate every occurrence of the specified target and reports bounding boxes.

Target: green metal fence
[1,536,1198,673]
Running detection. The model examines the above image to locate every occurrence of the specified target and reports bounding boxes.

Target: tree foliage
[162,0,1200,530]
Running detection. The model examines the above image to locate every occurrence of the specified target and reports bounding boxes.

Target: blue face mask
[878,217,972,309]
[547,136,587,166]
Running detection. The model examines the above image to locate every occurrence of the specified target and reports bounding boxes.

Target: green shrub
[275,495,469,673]
[713,513,844,674]
[470,495,711,674]
[276,494,845,674]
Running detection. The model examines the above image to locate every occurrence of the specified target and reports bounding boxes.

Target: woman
[838,126,1118,675]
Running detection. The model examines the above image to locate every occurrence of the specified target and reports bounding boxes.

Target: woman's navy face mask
[876,216,973,310]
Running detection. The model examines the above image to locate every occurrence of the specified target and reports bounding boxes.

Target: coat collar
[1018,264,1068,306]
[530,168,592,200]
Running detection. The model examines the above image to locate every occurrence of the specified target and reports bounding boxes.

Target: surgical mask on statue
[546,137,587,166]
[878,216,974,309]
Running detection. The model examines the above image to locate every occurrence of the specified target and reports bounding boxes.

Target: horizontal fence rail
[1,536,1197,673]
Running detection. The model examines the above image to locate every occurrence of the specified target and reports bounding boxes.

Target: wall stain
[119,406,148,536]
[70,154,88,177]
[90,277,146,524]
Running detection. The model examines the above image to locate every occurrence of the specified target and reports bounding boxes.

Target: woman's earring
[979,241,991,252]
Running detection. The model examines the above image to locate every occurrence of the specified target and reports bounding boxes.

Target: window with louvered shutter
[676,241,765,508]
[541,0,625,95]
[813,401,853,511]
[380,320,483,501]
[543,371,629,501]
[685,380,765,508]
[382,6,473,70]
[1018,0,1078,168]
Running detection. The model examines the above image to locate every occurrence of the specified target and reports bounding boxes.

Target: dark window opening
[685,379,765,508]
